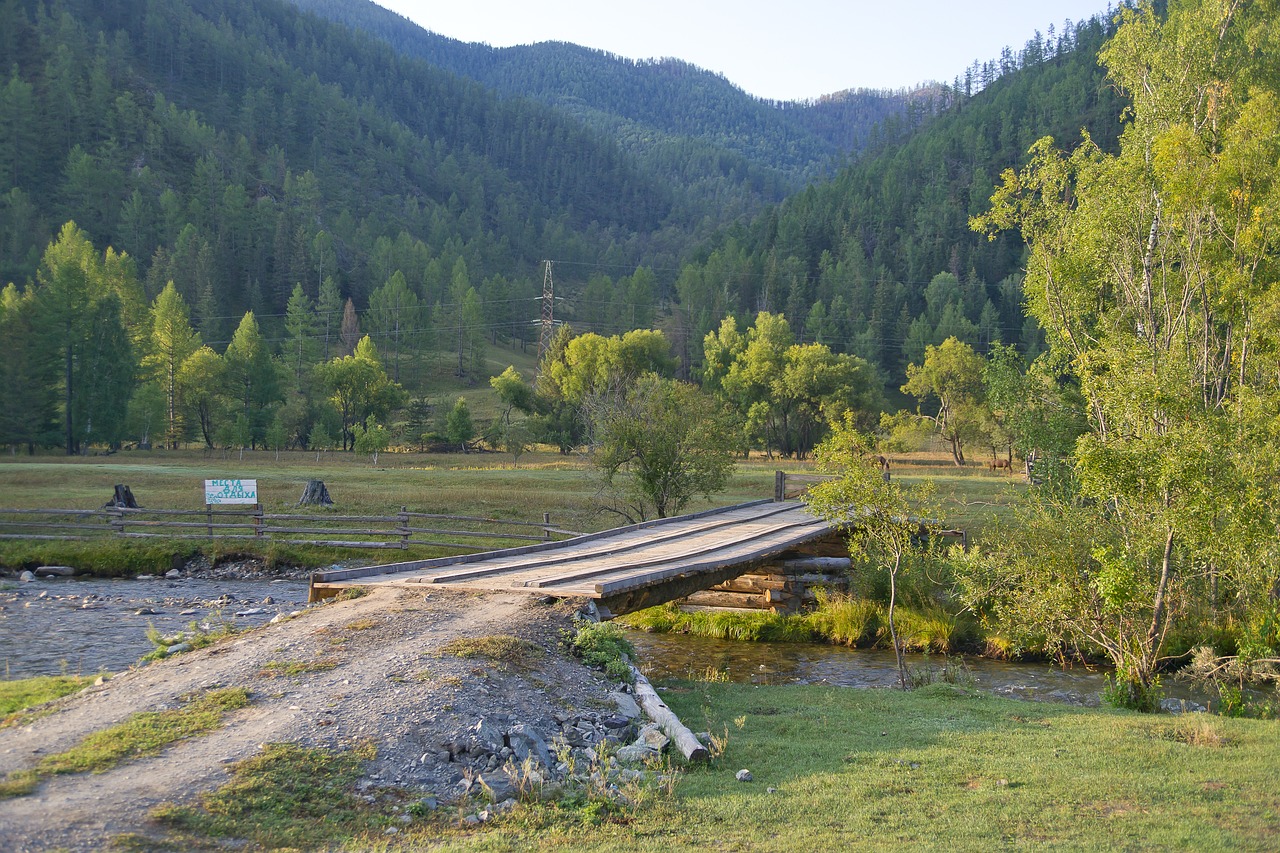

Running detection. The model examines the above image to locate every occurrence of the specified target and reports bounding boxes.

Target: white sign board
[204,479,258,505]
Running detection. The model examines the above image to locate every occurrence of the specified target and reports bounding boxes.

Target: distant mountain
[288,0,924,198]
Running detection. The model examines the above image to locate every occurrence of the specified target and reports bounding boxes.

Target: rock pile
[427,690,686,822]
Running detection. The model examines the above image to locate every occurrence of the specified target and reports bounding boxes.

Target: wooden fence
[0,506,583,551]
[774,471,833,501]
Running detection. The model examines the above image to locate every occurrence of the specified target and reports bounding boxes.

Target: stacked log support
[675,557,851,614]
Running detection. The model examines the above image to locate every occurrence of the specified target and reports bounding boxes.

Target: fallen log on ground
[629,665,709,762]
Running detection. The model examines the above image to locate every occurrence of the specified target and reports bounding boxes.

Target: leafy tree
[308,421,336,462]
[445,396,474,453]
[314,336,405,450]
[969,0,1280,706]
[542,328,676,409]
[125,381,165,448]
[806,417,941,689]
[353,414,390,465]
[176,346,223,448]
[34,222,139,454]
[901,337,988,466]
[708,312,882,458]
[265,412,289,461]
[591,375,738,521]
[0,283,58,451]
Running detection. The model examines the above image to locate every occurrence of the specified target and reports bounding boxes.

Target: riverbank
[3,584,1278,850]
[0,587,654,851]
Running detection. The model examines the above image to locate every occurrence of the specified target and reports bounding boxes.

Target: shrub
[569,622,635,682]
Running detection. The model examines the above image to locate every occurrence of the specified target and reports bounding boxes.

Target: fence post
[109,506,124,538]
[254,503,263,540]
[543,512,551,541]
[774,471,786,502]
[400,506,409,549]
[206,504,213,538]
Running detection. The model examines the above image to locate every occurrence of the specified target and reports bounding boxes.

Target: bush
[569,622,636,682]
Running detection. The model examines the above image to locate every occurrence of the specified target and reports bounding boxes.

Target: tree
[314,336,405,450]
[969,0,1280,707]
[806,417,941,689]
[221,312,282,449]
[177,346,223,448]
[445,396,474,453]
[316,276,343,360]
[34,222,139,454]
[353,414,390,465]
[282,283,319,385]
[591,375,738,521]
[308,421,336,462]
[0,284,58,451]
[367,270,419,383]
[901,337,987,466]
[144,282,201,448]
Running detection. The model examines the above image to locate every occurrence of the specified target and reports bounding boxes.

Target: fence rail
[0,505,582,551]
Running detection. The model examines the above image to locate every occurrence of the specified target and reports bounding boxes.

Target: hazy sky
[372,1,1114,101]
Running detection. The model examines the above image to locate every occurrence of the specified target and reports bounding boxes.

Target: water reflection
[629,630,1211,708]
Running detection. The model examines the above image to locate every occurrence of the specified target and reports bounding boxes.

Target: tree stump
[298,479,334,506]
[104,484,140,508]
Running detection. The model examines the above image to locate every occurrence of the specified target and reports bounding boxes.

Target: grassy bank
[623,593,979,655]
[137,682,1280,850]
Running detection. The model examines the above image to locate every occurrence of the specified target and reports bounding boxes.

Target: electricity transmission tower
[538,260,555,362]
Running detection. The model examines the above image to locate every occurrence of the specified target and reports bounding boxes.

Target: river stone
[610,691,642,718]
[35,565,76,577]
[736,769,753,782]
[615,743,659,764]
[18,570,35,582]
[639,724,670,752]
[467,718,505,756]
[167,642,192,654]
[165,569,181,579]
[508,723,552,769]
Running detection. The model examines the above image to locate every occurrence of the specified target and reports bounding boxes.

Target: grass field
[135,682,1280,851]
[0,446,1022,572]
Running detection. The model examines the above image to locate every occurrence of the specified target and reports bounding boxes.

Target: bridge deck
[309,500,839,613]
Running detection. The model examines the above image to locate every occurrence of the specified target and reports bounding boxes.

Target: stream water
[1,575,1210,709]
[628,629,1212,710]
[0,575,312,679]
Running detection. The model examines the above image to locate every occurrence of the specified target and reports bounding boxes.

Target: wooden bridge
[308,499,849,616]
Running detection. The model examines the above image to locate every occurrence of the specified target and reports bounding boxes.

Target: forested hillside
[0,0,699,347]
[0,0,1131,458]
[288,0,922,197]
[671,14,1125,381]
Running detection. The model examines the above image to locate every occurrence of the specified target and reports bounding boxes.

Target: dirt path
[0,587,619,851]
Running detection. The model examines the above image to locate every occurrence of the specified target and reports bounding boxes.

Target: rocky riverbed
[0,570,675,852]
[0,562,313,678]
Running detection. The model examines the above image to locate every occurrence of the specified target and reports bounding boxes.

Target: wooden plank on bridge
[309,501,844,614]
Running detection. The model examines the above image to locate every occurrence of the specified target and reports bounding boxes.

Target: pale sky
[373,1,1114,101]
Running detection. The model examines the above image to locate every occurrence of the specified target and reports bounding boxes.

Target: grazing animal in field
[876,454,891,483]
[988,458,1013,473]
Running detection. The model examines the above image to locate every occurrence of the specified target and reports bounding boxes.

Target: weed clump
[568,622,635,682]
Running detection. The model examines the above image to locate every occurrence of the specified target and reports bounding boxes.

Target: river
[0,575,312,679]
[1,575,1208,710]
[628,629,1212,710]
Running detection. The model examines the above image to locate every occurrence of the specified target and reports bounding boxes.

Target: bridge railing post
[774,470,786,502]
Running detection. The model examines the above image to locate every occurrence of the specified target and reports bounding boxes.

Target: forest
[0,0,1122,459]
